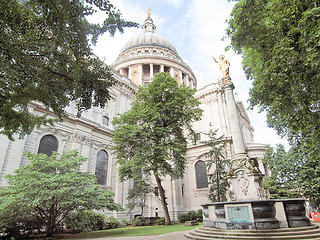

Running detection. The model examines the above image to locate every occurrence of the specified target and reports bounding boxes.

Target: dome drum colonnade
[112,14,197,89]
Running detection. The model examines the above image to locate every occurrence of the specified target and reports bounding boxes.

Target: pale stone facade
[0,15,267,220]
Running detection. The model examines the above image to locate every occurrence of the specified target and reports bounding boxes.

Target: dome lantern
[143,9,156,33]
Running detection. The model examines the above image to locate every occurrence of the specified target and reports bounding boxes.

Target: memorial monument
[185,57,320,239]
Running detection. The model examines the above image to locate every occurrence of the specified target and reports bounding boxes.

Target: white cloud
[164,0,185,8]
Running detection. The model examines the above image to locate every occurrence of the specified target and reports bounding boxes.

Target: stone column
[170,67,174,78]
[150,63,153,80]
[223,78,246,156]
[179,71,183,86]
[160,64,164,72]
[139,64,143,86]
[128,66,132,80]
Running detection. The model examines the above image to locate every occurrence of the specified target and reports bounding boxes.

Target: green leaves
[262,144,320,207]
[0,0,138,140]
[227,0,320,139]
[112,73,202,224]
[0,150,121,237]
[262,144,300,199]
[112,72,202,181]
[263,144,297,183]
[198,129,229,202]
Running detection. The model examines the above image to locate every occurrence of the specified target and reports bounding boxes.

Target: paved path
[76,230,190,240]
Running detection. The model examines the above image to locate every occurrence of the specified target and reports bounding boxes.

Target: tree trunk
[153,173,171,225]
[141,203,144,216]
[46,204,56,236]
[217,159,220,202]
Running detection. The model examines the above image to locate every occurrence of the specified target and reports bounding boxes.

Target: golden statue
[213,55,230,78]
[147,8,151,18]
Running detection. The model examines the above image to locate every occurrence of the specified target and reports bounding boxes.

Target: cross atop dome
[143,8,156,33]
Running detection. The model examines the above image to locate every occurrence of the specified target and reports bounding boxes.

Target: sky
[89,0,289,148]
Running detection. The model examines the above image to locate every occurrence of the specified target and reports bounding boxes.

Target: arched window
[95,150,108,185]
[195,160,208,189]
[102,116,109,126]
[38,135,58,156]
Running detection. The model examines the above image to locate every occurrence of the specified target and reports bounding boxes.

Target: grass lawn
[71,222,202,239]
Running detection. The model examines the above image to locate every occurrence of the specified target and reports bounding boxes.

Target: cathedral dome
[119,32,178,55]
[113,12,197,89]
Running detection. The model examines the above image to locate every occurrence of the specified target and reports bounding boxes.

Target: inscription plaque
[227,206,251,223]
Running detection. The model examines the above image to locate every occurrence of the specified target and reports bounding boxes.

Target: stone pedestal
[282,199,311,227]
[226,154,269,201]
[202,199,310,230]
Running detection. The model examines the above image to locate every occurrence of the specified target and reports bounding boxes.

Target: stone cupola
[112,10,197,89]
[142,14,156,33]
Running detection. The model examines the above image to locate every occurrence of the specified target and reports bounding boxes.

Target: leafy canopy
[290,138,320,208]
[0,0,138,140]
[112,73,203,181]
[0,150,122,237]
[112,72,203,224]
[226,0,320,139]
[262,144,301,199]
[262,143,320,207]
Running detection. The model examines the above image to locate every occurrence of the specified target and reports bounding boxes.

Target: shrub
[197,209,203,222]
[65,210,106,233]
[154,217,165,225]
[178,209,202,223]
[104,217,120,229]
[119,219,130,227]
[0,204,43,239]
[178,213,189,223]
[188,210,197,220]
[132,216,146,226]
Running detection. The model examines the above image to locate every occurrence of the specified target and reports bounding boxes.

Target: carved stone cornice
[70,133,92,146]
[193,188,209,197]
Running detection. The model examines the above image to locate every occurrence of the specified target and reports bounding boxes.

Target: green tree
[226,0,320,207]
[126,180,153,216]
[226,0,320,139]
[0,0,138,140]
[112,73,203,225]
[262,144,301,199]
[0,150,122,238]
[290,138,320,208]
[199,129,229,202]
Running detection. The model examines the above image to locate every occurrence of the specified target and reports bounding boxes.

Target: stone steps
[185,225,320,239]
